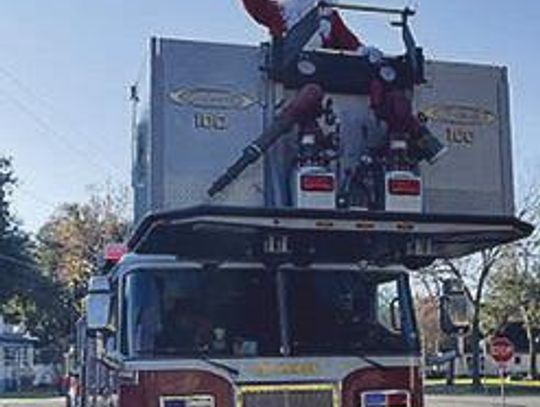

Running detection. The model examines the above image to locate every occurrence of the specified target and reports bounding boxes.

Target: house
[0,316,38,392]
[454,322,535,377]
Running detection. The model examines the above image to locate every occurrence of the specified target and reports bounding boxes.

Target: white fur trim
[319,18,332,39]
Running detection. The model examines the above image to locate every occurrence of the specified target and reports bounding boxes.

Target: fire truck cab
[104,255,421,407]
[74,205,530,407]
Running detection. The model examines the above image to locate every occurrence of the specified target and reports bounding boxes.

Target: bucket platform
[128,206,533,267]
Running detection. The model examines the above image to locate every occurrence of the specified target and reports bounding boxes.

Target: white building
[454,322,535,377]
[0,316,38,392]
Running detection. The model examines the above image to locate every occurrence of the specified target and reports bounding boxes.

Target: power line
[0,253,68,295]
[0,85,125,180]
[16,187,59,212]
[0,253,42,274]
[0,64,125,169]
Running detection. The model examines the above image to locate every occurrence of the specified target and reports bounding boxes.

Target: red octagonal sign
[490,336,514,364]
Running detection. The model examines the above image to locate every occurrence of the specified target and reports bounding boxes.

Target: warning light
[104,243,127,263]
[300,175,335,192]
[388,179,421,196]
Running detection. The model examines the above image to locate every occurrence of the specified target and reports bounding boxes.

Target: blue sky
[1,0,539,231]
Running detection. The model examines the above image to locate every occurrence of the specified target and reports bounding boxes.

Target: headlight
[161,395,215,407]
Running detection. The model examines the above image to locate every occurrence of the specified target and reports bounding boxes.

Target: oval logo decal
[170,88,258,110]
[422,105,496,126]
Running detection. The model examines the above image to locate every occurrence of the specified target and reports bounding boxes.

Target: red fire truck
[69,3,532,407]
[70,207,530,407]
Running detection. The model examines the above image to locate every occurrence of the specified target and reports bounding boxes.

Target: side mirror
[440,279,470,335]
[85,276,111,332]
[390,298,402,332]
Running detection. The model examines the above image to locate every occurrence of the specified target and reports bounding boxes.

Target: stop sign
[490,336,514,364]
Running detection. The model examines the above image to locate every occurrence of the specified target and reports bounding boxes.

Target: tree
[37,185,130,314]
[0,159,130,360]
[483,192,540,379]
[443,249,502,388]
[483,258,540,379]
[0,157,36,304]
[415,294,445,358]
[413,267,446,358]
[0,157,72,360]
[413,248,502,389]
[2,268,75,361]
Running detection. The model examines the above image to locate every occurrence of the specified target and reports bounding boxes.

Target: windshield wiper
[292,341,388,370]
[355,353,388,370]
[135,347,239,375]
[140,348,240,376]
[198,355,240,376]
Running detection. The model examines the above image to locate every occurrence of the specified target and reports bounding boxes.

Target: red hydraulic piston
[208,84,324,197]
[281,83,324,125]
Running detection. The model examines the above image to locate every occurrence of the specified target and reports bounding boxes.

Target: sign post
[500,364,506,407]
[490,336,514,407]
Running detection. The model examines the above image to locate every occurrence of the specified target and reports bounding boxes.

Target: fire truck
[69,3,532,407]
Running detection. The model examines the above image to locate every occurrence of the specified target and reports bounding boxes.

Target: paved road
[426,395,540,407]
[0,398,65,407]
[1,395,539,407]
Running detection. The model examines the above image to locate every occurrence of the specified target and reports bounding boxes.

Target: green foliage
[482,191,540,379]
[0,159,130,361]
[0,157,75,360]
[5,185,130,361]
[0,157,37,307]
[36,186,130,314]
[483,247,540,334]
[414,248,503,388]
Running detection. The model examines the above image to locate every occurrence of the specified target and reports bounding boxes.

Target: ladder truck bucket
[128,206,533,267]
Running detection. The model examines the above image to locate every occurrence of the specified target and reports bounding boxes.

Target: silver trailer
[132,38,514,222]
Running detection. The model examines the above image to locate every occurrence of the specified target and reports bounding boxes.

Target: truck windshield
[122,267,281,358]
[286,269,418,356]
[121,267,418,359]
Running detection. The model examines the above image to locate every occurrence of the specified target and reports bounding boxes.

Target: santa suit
[369,71,445,164]
[240,0,361,50]
[369,77,420,138]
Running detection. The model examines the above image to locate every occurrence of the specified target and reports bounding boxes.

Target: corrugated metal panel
[135,39,515,219]
[416,61,513,215]
[139,39,267,219]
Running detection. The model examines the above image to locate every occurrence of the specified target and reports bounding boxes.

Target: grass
[426,377,540,386]
[425,377,540,396]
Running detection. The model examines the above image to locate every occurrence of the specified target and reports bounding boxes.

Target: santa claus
[240,0,362,50]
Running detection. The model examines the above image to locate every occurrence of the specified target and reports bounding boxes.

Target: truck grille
[238,384,337,407]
